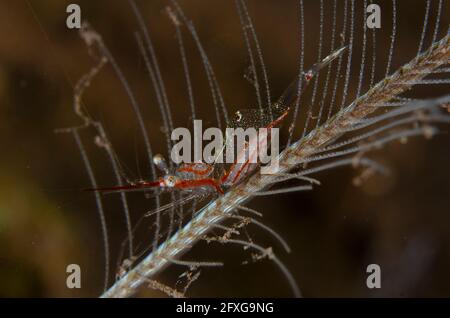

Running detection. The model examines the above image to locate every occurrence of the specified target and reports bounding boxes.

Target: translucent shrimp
[86,47,347,197]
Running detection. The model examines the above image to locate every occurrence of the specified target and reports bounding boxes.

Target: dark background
[0,0,449,297]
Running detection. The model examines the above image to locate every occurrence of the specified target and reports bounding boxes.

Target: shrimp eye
[153,154,169,174]
[235,111,243,122]
[163,175,178,187]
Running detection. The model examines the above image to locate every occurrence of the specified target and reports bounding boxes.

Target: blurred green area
[0,0,449,297]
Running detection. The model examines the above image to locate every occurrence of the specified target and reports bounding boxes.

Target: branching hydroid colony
[64,0,450,297]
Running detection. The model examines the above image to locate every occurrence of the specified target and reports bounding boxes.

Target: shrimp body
[87,47,347,196]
